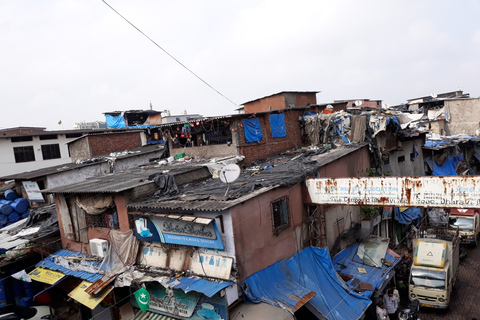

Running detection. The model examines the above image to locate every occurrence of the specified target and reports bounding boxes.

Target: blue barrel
[0,200,13,205]
[0,204,13,215]
[8,212,19,222]
[11,279,24,298]
[21,211,30,220]
[0,214,8,226]
[4,190,17,201]
[0,280,7,303]
[19,296,32,307]
[24,288,34,299]
[11,199,28,214]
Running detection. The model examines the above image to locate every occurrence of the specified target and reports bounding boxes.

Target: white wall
[0,134,73,177]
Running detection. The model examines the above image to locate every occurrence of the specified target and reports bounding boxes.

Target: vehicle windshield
[449,217,474,231]
[410,268,446,289]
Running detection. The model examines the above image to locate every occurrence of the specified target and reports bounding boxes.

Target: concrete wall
[445,98,480,135]
[230,184,304,281]
[170,137,239,159]
[69,137,91,163]
[0,134,73,176]
[243,92,317,113]
[382,138,425,176]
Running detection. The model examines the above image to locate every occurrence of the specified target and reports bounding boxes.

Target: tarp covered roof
[163,276,233,298]
[332,242,401,298]
[242,247,371,320]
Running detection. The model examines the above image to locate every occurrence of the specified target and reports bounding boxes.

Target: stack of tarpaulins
[0,189,30,229]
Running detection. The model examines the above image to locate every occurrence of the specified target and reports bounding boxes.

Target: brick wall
[89,132,143,157]
[238,110,305,164]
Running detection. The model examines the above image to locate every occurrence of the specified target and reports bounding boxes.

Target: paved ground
[415,245,480,320]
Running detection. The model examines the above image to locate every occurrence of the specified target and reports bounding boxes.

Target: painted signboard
[22,181,45,202]
[68,280,113,309]
[28,267,65,285]
[306,176,480,209]
[140,245,233,280]
[130,282,227,320]
[134,216,224,250]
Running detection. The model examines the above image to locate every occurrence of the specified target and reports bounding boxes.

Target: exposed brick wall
[238,109,305,164]
[243,92,317,113]
[89,132,143,157]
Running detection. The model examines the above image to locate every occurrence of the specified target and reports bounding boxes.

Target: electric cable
[100,0,238,108]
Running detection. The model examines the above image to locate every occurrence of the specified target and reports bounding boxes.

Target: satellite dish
[220,164,241,183]
[431,93,437,98]
[354,100,363,106]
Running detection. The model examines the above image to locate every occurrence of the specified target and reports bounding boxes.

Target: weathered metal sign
[140,245,233,280]
[306,176,480,208]
[28,267,65,285]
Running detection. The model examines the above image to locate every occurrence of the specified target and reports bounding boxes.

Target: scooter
[398,299,420,320]
[0,305,56,320]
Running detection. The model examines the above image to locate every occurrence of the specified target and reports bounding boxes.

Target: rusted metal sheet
[85,273,117,295]
[306,176,480,208]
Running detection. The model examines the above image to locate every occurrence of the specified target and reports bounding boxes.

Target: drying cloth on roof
[425,154,463,176]
[242,118,262,143]
[269,114,286,138]
[105,114,126,128]
[350,115,366,143]
[148,173,179,196]
[76,194,113,215]
[395,207,423,225]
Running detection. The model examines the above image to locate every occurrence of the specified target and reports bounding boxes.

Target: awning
[133,309,176,320]
[35,249,103,282]
[332,242,401,298]
[242,247,371,320]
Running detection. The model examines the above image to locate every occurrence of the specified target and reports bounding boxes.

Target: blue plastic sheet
[242,118,262,143]
[105,114,126,128]
[332,243,400,298]
[242,247,371,319]
[269,114,286,138]
[395,207,423,225]
[425,154,463,176]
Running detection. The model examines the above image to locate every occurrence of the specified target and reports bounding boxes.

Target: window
[39,134,58,140]
[271,196,289,234]
[398,155,405,163]
[66,133,83,138]
[13,146,35,163]
[41,144,61,160]
[11,136,33,142]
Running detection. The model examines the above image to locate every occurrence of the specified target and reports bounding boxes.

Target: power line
[100,0,239,108]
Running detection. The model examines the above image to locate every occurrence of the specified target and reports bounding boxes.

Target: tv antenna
[220,164,241,197]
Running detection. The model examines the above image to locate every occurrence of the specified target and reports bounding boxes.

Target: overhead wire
[100,0,238,108]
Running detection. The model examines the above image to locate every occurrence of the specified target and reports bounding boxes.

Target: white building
[0,127,110,177]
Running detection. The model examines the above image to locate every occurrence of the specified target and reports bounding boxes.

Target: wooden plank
[67,196,80,242]
[76,204,89,244]
[56,194,75,240]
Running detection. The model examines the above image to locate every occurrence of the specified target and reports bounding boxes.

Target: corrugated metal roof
[0,144,166,181]
[36,249,103,282]
[42,164,201,194]
[134,309,175,320]
[164,276,233,298]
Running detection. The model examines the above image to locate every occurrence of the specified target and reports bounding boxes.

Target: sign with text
[130,283,227,320]
[140,245,233,280]
[28,267,65,285]
[134,216,224,250]
[22,181,45,202]
[306,176,480,209]
[68,280,113,310]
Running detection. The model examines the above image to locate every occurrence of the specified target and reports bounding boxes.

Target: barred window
[41,144,61,160]
[13,146,35,163]
[271,196,289,234]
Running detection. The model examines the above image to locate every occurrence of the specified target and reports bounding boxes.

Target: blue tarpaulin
[105,114,126,128]
[332,243,401,298]
[425,154,463,176]
[242,118,262,143]
[242,247,371,319]
[395,207,423,225]
[269,114,287,138]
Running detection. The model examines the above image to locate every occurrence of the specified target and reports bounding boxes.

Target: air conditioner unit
[89,238,109,258]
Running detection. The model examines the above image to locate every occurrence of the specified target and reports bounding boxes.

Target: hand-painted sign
[306,176,480,209]
[22,181,45,202]
[140,245,233,280]
[130,282,227,320]
[68,280,113,310]
[134,216,224,250]
[28,267,65,285]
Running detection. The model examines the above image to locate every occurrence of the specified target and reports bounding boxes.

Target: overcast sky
[2,1,480,130]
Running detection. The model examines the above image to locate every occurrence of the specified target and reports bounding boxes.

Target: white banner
[306,176,480,208]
